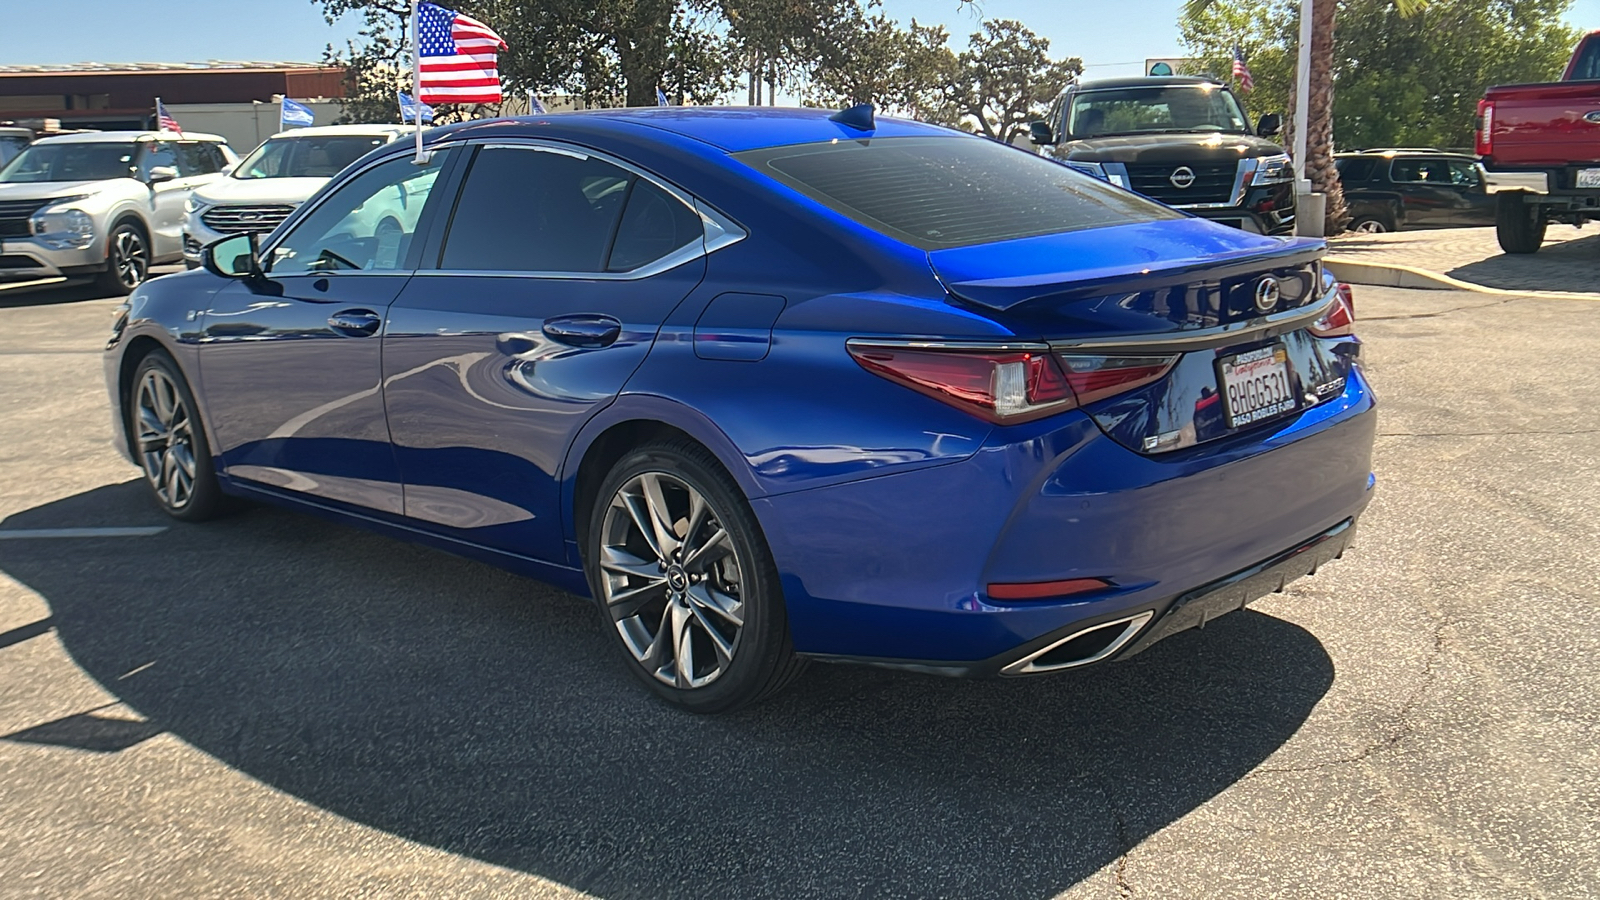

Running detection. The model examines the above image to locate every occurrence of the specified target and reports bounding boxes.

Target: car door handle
[328,309,382,337]
[542,315,621,348]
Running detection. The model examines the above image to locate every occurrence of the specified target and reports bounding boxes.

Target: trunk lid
[927,219,1356,454]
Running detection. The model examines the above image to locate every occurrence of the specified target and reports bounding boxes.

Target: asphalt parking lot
[1,280,1597,898]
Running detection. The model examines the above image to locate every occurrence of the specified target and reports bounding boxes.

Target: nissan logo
[1169,166,1196,189]
[1254,276,1283,313]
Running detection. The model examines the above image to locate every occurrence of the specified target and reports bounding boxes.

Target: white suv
[183,124,409,267]
[0,131,236,293]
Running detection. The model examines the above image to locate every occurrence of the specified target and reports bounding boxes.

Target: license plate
[1578,168,1600,189]
[1217,344,1297,429]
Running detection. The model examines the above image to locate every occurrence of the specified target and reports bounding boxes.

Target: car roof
[32,130,228,144]
[1076,76,1225,91]
[464,106,965,153]
[265,123,409,140]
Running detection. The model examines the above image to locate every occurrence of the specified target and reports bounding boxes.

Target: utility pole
[1293,0,1324,235]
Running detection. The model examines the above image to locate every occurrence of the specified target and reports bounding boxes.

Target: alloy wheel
[112,228,149,289]
[1351,219,1388,234]
[135,367,197,510]
[598,471,746,689]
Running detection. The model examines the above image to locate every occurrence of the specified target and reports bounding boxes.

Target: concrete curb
[1324,257,1600,301]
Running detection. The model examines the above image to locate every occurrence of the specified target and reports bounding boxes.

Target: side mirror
[202,233,261,280]
[147,165,179,184]
[1028,121,1056,146]
[220,162,236,176]
[1256,113,1283,137]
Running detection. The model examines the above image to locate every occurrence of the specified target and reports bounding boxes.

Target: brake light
[847,346,1075,423]
[1476,100,1494,157]
[1309,283,1356,337]
[988,577,1112,600]
[849,343,1178,424]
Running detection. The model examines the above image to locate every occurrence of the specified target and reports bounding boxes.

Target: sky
[3,0,1599,82]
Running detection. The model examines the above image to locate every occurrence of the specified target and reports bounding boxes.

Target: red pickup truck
[1476,31,1600,253]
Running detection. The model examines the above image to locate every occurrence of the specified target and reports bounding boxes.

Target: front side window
[439,146,702,273]
[137,142,179,180]
[1391,158,1449,184]
[1570,36,1600,80]
[268,149,452,275]
[234,135,392,180]
[1066,86,1251,138]
[0,141,137,183]
[736,136,1182,250]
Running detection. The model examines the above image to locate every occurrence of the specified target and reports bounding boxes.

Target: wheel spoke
[606,578,668,619]
[619,492,667,563]
[600,546,663,580]
[682,526,732,572]
[688,582,744,627]
[639,473,682,559]
[639,607,673,673]
[669,599,695,688]
[688,603,735,667]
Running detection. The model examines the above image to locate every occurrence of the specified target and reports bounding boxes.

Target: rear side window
[1570,36,1600,80]
[607,180,703,272]
[175,142,219,176]
[441,146,632,272]
[1335,157,1376,182]
[1390,158,1450,184]
[735,136,1181,249]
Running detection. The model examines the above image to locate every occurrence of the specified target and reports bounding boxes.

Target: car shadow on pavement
[0,481,1335,900]
[1445,232,1600,293]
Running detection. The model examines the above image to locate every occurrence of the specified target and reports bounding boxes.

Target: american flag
[156,98,182,134]
[1232,45,1254,93]
[417,2,507,106]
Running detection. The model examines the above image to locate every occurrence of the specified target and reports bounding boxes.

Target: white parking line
[0,527,168,540]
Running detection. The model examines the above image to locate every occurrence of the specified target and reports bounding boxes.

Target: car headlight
[1252,154,1294,185]
[184,195,210,215]
[1060,160,1131,190]
[30,206,96,250]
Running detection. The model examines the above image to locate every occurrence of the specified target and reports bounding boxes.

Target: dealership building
[0,61,347,152]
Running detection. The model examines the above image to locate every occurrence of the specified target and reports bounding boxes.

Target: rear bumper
[756,368,1376,667]
[1484,169,1600,212]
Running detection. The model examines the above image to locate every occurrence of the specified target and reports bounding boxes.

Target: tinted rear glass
[1335,157,1376,182]
[735,136,1181,249]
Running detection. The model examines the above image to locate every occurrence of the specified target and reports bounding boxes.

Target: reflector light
[988,577,1112,600]
[1476,100,1494,157]
[1309,283,1356,338]
[1057,355,1179,406]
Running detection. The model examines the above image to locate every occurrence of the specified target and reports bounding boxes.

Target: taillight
[1309,283,1356,338]
[1476,100,1494,157]
[848,343,1177,424]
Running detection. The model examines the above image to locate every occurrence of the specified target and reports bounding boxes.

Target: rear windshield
[1334,157,1377,182]
[734,136,1181,249]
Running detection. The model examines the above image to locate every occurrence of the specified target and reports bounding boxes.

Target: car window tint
[1390,158,1449,184]
[268,149,452,275]
[175,142,217,177]
[1448,160,1479,186]
[137,142,179,179]
[203,143,229,172]
[439,147,631,272]
[736,136,1182,249]
[1335,157,1376,182]
[1571,37,1600,80]
[607,179,703,272]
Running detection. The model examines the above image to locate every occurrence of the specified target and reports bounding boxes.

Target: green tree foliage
[949,20,1083,144]
[1181,0,1579,150]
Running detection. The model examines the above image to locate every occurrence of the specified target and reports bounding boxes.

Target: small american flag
[156,98,182,134]
[417,2,507,106]
[1232,45,1254,93]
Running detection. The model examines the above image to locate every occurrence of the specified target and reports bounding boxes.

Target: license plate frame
[1577,168,1600,189]
[1216,343,1298,429]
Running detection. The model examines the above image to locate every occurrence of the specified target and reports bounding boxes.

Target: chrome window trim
[259,137,749,279]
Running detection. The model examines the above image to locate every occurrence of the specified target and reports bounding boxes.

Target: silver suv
[0,131,236,294]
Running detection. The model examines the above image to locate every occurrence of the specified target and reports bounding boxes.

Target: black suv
[1334,149,1495,233]
[1029,76,1295,235]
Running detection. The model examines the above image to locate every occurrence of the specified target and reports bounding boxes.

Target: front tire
[1348,214,1391,234]
[1495,194,1547,254]
[95,221,151,294]
[586,440,805,712]
[129,351,223,521]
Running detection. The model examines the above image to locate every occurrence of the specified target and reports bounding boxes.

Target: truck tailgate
[1484,81,1600,168]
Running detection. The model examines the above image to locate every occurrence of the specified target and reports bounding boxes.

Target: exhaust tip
[1000,611,1155,676]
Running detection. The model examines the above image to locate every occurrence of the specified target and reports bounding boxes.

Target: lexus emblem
[1585,111,1600,124]
[1254,276,1283,313]
[1169,166,1196,189]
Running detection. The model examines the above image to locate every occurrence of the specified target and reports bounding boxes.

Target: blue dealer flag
[280,98,315,128]
[398,91,435,123]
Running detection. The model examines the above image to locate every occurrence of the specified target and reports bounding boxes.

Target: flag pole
[411,0,425,163]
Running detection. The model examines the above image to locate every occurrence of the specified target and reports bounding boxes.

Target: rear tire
[1348,215,1392,234]
[585,440,805,713]
[129,350,224,522]
[1495,194,1547,254]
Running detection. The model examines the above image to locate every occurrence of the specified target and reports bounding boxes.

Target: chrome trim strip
[1047,290,1338,353]
[845,338,1051,353]
[1000,610,1155,676]
[1483,171,1550,195]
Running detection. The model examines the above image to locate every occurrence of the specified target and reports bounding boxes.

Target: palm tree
[1183,0,1426,234]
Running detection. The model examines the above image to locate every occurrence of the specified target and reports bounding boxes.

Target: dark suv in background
[1029,76,1295,234]
[1334,149,1495,233]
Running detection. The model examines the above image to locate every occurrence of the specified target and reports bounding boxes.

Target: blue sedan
[104,106,1374,712]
